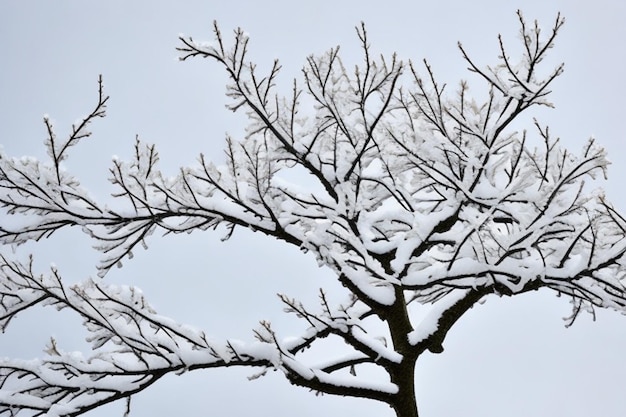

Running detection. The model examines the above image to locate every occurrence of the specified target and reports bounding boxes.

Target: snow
[340,267,396,306]
[350,326,402,363]
[312,369,398,394]
[408,290,470,346]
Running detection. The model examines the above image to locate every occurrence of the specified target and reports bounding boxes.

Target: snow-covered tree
[1,11,625,417]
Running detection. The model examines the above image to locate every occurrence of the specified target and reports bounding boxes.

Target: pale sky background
[2,1,626,416]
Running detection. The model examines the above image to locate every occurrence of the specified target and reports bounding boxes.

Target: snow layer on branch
[408,290,470,346]
[312,369,398,395]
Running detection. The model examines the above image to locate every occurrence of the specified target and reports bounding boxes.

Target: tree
[1,10,625,417]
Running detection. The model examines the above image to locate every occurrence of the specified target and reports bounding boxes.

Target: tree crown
[1,10,625,417]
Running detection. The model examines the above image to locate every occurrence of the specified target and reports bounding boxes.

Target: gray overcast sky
[2,1,626,416]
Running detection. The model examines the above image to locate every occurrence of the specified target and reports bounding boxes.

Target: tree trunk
[386,286,420,417]
[390,359,419,417]
[393,399,419,417]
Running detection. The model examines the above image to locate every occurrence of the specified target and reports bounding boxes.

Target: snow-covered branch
[0,257,399,415]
